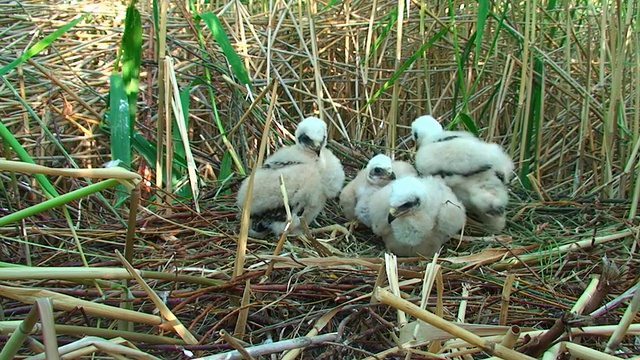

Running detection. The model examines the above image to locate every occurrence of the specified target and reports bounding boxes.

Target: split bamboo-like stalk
[375,287,537,360]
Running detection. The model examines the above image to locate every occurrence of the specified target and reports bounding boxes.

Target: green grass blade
[519,56,544,189]
[192,14,246,176]
[219,150,233,182]
[320,0,341,11]
[0,14,86,76]
[198,12,251,86]
[475,0,490,67]
[0,180,120,227]
[121,2,143,121]
[364,6,398,65]
[108,74,132,205]
[366,26,448,107]
[108,74,132,168]
[0,121,58,198]
[456,112,480,136]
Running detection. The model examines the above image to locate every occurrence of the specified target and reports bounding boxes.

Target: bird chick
[340,154,417,227]
[237,116,340,237]
[340,154,396,225]
[368,176,466,257]
[411,115,514,233]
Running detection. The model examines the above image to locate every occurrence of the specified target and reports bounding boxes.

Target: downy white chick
[368,176,466,257]
[339,154,417,227]
[412,115,514,232]
[236,116,343,237]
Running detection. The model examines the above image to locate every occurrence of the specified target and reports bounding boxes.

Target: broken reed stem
[375,287,537,360]
[500,326,521,349]
[384,252,407,327]
[571,274,600,314]
[499,274,516,325]
[233,279,251,338]
[194,333,339,360]
[219,329,254,360]
[0,298,57,360]
[427,267,444,354]
[485,326,522,360]
[115,251,198,345]
[605,278,640,354]
[566,342,626,360]
[492,229,636,270]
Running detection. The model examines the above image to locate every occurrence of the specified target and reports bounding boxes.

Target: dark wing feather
[433,164,493,178]
[251,203,304,233]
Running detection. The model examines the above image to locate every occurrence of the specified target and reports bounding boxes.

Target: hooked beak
[312,143,322,156]
[298,134,324,156]
[389,172,397,180]
[387,207,398,224]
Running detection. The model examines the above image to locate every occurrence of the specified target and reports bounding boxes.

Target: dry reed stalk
[115,251,198,345]
[0,321,185,345]
[375,287,537,360]
[232,279,251,338]
[194,333,339,360]
[156,0,168,199]
[0,284,162,326]
[384,252,407,326]
[235,80,280,280]
[605,278,640,354]
[491,229,636,270]
[219,329,254,359]
[567,342,626,360]
[499,274,515,326]
[24,336,159,360]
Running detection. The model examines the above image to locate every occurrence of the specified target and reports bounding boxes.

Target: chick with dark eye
[369,175,466,257]
[387,197,420,224]
[339,154,417,228]
[236,116,344,237]
[411,114,514,233]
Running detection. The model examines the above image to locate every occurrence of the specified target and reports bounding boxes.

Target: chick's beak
[312,143,323,156]
[387,207,398,224]
[389,172,397,180]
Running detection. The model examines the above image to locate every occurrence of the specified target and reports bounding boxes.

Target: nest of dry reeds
[0,0,639,359]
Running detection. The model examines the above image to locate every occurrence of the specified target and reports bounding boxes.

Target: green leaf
[0,122,58,198]
[219,150,233,181]
[108,74,132,205]
[366,26,449,107]
[108,74,132,168]
[363,7,398,65]
[121,3,142,122]
[321,0,341,11]
[0,14,86,76]
[456,112,480,136]
[198,12,251,86]
[475,0,489,67]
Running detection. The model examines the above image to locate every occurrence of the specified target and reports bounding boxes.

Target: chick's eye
[373,167,384,175]
[496,171,505,184]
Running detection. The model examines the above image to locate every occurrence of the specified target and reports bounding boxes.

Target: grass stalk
[115,251,199,344]
[0,298,56,360]
[604,278,640,353]
[235,80,279,279]
[375,287,537,360]
[155,0,168,200]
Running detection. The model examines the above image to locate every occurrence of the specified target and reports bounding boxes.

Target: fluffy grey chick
[412,115,514,233]
[237,116,336,237]
[339,154,417,227]
[369,176,466,257]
